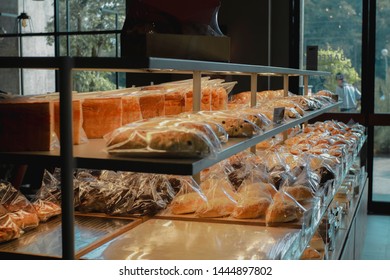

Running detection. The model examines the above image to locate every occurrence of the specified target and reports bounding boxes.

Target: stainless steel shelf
[0,103,340,175]
[0,56,330,77]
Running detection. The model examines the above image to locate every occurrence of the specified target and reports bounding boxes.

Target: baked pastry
[238,182,277,198]
[9,209,39,230]
[300,246,322,260]
[170,192,206,215]
[195,196,236,218]
[33,200,61,222]
[232,195,271,219]
[265,199,298,224]
[282,185,313,202]
[0,213,21,243]
[54,99,84,145]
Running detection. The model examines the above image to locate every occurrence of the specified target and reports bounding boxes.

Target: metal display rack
[0,56,338,260]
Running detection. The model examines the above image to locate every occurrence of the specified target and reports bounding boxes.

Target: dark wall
[123,0,296,93]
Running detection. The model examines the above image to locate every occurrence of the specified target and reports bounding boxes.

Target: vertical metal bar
[192,71,202,182]
[54,0,60,92]
[66,0,70,55]
[283,75,289,97]
[250,73,257,107]
[59,57,75,260]
[115,13,119,88]
[192,71,201,112]
[303,75,309,96]
[250,73,257,154]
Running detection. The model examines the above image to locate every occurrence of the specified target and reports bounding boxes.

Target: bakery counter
[0,102,341,176]
[81,219,302,260]
[327,174,368,260]
[0,215,141,259]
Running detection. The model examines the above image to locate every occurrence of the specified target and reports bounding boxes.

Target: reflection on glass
[375,1,390,113]
[58,0,125,32]
[373,126,390,202]
[303,0,362,113]
[0,0,54,35]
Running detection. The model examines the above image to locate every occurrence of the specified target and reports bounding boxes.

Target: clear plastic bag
[0,205,22,243]
[0,181,39,230]
[196,175,238,218]
[105,118,222,158]
[166,177,207,215]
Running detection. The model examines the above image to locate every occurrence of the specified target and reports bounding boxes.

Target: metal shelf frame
[0,56,331,260]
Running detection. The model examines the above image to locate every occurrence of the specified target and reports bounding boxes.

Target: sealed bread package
[0,181,39,230]
[127,173,176,216]
[53,98,88,145]
[138,90,165,119]
[196,176,238,218]
[196,110,262,137]
[177,113,229,143]
[265,191,305,225]
[76,174,109,213]
[0,206,22,243]
[82,96,123,138]
[232,182,274,219]
[105,119,222,158]
[167,177,207,215]
[121,94,142,125]
[0,99,56,152]
[300,246,322,260]
[164,89,185,116]
[31,169,64,222]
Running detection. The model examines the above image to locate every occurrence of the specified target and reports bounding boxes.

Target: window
[303,0,362,113]
[0,0,126,94]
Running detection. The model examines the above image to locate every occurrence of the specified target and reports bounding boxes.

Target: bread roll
[300,247,322,260]
[232,196,271,219]
[0,214,21,243]
[33,200,61,222]
[195,196,236,218]
[170,192,205,215]
[283,185,313,202]
[9,210,39,230]
[265,200,298,224]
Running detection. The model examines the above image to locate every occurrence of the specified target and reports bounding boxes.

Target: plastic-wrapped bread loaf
[0,99,55,152]
[82,96,123,139]
[53,99,87,145]
[138,90,165,119]
[105,117,223,158]
[0,182,40,231]
[0,208,22,243]
[122,94,142,125]
[168,177,206,215]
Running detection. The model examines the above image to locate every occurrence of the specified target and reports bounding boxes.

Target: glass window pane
[23,69,56,96]
[58,0,126,32]
[303,0,362,113]
[59,34,118,57]
[375,1,390,113]
[0,0,54,35]
[373,126,390,202]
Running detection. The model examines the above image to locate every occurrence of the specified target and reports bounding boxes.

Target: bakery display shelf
[0,56,330,77]
[80,218,302,260]
[0,214,142,259]
[283,138,367,260]
[327,174,368,260]
[0,102,341,175]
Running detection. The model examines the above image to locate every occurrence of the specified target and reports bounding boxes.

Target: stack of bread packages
[228,89,336,121]
[161,150,307,226]
[0,181,40,243]
[162,119,365,231]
